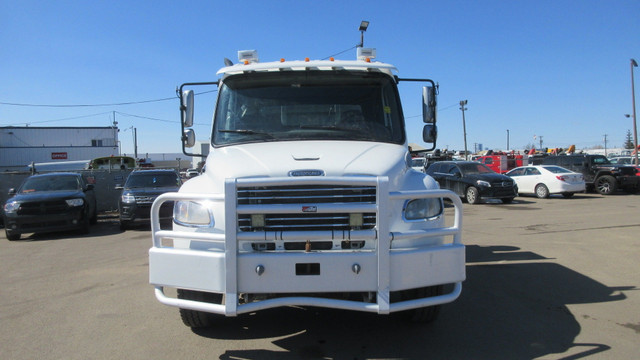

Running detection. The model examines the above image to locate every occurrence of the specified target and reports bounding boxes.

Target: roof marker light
[238,50,259,64]
[280,58,285,62]
[305,57,310,62]
[330,57,335,61]
[357,47,376,61]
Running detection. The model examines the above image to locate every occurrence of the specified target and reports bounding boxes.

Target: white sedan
[506,165,585,198]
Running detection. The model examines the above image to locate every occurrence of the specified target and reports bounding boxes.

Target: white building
[0,126,119,170]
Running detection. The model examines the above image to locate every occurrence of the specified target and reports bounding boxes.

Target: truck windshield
[212,71,405,146]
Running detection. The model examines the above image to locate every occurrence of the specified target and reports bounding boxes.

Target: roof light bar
[357,47,376,61]
[238,50,259,64]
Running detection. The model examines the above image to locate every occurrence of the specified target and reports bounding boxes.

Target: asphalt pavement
[1,192,638,359]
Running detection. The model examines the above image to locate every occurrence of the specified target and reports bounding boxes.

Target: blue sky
[1,0,639,155]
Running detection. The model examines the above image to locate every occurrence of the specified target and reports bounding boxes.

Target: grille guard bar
[150,176,464,316]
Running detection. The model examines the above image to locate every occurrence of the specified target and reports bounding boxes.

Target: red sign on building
[51,152,68,160]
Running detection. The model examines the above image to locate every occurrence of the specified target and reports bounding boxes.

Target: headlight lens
[65,198,84,207]
[121,193,136,204]
[4,201,20,213]
[477,180,491,187]
[174,201,213,226]
[404,198,443,221]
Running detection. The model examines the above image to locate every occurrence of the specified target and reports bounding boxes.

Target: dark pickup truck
[531,154,639,195]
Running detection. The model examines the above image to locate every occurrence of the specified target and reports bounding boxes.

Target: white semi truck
[149,48,465,328]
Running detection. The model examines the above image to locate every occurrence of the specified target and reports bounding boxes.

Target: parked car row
[424,161,590,204]
[419,153,639,204]
[2,169,181,240]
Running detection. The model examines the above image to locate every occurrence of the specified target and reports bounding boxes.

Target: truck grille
[237,185,376,205]
[237,184,376,232]
[18,200,68,215]
[490,180,514,188]
[134,195,157,204]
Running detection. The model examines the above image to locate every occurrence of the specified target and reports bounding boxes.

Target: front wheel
[535,184,550,198]
[395,285,444,323]
[466,186,480,204]
[5,229,20,241]
[595,175,617,195]
[177,289,223,328]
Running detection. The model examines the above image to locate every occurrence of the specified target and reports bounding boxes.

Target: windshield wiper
[298,125,357,132]
[219,129,274,138]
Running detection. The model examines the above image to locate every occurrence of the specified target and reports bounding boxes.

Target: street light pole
[630,59,638,166]
[460,100,468,160]
[506,129,510,151]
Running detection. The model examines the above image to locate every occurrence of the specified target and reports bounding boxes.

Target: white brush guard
[149,176,465,316]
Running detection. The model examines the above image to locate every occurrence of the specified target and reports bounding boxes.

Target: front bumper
[4,208,86,235]
[617,175,640,187]
[149,177,465,316]
[478,186,518,199]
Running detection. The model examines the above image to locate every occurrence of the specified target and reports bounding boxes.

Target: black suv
[117,170,180,230]
[426,161,518,204]
[3,172,97,240]
[532,154,639,195]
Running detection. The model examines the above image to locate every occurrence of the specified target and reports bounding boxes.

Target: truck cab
[149,49,466,328]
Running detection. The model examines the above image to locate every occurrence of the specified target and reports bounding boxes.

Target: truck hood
[187,141,410,192]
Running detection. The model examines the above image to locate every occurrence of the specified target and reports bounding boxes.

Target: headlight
[404,198,443,221]
[174,200,213,226]
[65,198,84,207]
[477,180,491,187]
[121,193,136,204]
[4,201,20,213]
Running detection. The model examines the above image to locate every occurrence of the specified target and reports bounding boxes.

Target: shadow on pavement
[190,244,631,359]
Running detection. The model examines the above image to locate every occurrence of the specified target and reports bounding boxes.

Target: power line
[0,89,217,108]
[2,112,113,126]
[0,97,175,108]
[115,111,209,126]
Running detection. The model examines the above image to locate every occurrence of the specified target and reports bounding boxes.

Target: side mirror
[183,129,196,148]
[182,90,194,128]
[8,188,16,196]
[422,86,437,124]
[422,124,437,143]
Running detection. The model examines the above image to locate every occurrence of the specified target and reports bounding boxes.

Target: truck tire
[177,289,223,328]
[595,175,617,195]
[535,184,549,198]
[466,186,480,204]
[5,229,20,241]
[396,285,443,323]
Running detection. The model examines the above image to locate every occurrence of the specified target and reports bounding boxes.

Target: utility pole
[603,134,608,156]
[630,59,639,166]
[539,136,543,151]
[460,100,468,160]
[134,127,138,159]
[506,129,510,151]
[112,111,118,154]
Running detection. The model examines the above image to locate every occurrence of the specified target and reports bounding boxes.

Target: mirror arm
[178,81,219,158]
